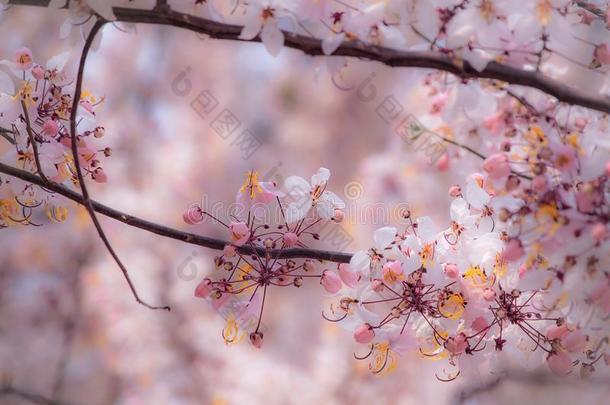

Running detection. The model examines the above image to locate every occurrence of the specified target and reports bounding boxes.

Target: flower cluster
[0,47,110,227]
[186,168,346,348]
[333,150,609,379]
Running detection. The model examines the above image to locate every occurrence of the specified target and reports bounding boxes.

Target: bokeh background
[1,4,609,405]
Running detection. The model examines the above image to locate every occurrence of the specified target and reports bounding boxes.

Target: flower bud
[32,65,45,80]
[183,205,204,225]
[249,331,263,349]
[282,232,298,247]
[482,153,510,180]
[353,323,375,344]
[321,270,342,294]
[502,238,524,262]
[448,185,462,197]
[332,208,345,223]
[592,223,607,243]
[444,263,459,278]
[194,278,212,298]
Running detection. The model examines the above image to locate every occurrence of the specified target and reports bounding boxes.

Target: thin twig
[21,100,51,184]
[68,19,169,311]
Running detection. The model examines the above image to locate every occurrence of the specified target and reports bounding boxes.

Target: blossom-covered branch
[6,0,610,114]
[0,162,353,263]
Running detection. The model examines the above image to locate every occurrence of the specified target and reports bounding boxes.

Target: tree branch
[0,161,353,263]
[6,0,610,114]
[0,384,67,405]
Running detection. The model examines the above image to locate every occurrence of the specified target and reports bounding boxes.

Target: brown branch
[0,161,353,263]
[68,19,169,311]
[0,384,67,405]
[6,0,610,113]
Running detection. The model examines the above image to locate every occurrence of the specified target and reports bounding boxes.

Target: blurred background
[1,4,609,405]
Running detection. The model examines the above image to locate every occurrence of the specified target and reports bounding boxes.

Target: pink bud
[249,332,263,349]
[482,288,496,301]
[592,223,607,242]
[606,161,610,176]
[594,44,610,65]
[332,208,345,223]
[321,270,342,294]
[283,232,299,247]
[223,244,236,258]
[32,65,45,80]
[574,117,588,130]
[229,221,251,246]
[42,119,59,137]
[482,153,511,180]
[471,316,488,333]
[531,175,548,193]
[353,323,375,344]
[547,351,573,376]
[338,263,360,288]
[91,168,107,183]
[445,333,468,355]
[576,190,596,213]
[436,153,449,172]
[183,205,204,225]
[444,263,459,278]
[194,278,212,298]
[448,185,461,197]
[547,325,569,341]
[371,278,384,292]
[564,331,586,352]
[502,238,524,262]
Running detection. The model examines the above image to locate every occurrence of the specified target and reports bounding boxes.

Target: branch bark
[0,162,353,263]
[6,0,610,114]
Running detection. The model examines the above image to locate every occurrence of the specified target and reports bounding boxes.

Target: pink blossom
[320,270,342,294]
[229,222,251,246]
[482,153,510,180]
[353,323,375,344]
[14,47,33,70]
[382,260,403,284]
